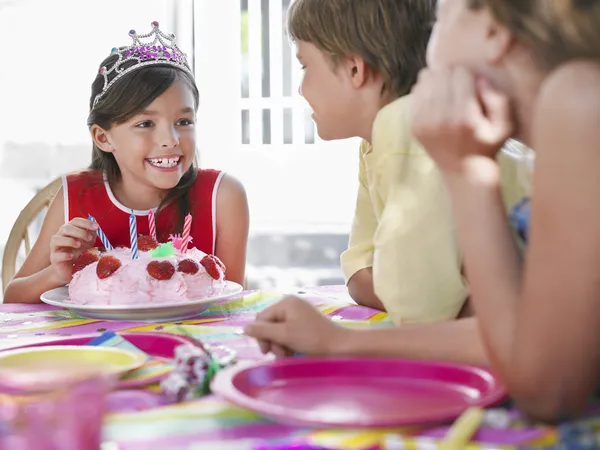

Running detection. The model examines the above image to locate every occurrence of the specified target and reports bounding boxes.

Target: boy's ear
[90,125,114,153]
[344,55,369,89]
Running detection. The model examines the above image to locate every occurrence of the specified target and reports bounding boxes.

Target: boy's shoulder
[371,95,424,157]
[377,94,412,121]
[359,139,372,156]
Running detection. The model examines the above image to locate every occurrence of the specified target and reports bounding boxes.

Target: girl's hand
[244,296,345,357]
[410,66,515,175]
[49,218,98,284]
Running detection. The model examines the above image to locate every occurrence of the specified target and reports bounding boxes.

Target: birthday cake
[68,236,227,305]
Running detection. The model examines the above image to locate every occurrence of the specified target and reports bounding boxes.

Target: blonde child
[289,0,470,324]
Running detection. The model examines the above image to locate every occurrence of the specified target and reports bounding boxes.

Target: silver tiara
[92,21,194,109]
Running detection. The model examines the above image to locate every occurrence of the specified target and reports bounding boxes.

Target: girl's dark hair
[87,52,200,233]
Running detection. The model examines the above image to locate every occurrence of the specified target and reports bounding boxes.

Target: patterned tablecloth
[0,287,595,449]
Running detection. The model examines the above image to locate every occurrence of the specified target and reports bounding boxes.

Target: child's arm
[214,174,249,286]
[414,63,600,422]
[347,268,384,310]
[455,64,600,421]
[245,296,487,365]
[3,188,97,303]
[342,142,385,310]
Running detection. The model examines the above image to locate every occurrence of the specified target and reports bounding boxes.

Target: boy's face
[296,41,360,141]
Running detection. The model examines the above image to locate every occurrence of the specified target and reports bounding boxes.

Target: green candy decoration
[148,242,177,258]
[201,358,222,396]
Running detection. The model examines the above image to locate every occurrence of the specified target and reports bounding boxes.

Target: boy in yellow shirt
[290,0,467,324]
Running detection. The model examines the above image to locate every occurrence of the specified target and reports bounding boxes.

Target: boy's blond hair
[287,0,435,98]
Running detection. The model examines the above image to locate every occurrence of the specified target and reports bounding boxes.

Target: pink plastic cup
[0,370,114,450]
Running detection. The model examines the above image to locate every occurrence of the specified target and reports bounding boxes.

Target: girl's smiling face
[94,78,197,192]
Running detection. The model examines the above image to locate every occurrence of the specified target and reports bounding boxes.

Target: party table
[0,287,594,449]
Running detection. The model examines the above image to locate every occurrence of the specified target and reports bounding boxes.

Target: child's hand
[244,296,344,357]
[49,218,98,284]
[410,66,514,174]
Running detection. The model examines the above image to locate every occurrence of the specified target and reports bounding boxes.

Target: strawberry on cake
[68,236,227,305]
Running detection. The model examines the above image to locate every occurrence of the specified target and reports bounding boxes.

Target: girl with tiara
[246,0,600,422]
[5,22,249,303]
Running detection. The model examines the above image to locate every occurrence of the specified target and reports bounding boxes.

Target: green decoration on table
[201,358,222,396]
[170,324,235,397]
[149,242,177,258]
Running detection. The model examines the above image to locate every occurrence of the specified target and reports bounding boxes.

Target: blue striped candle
[129,211,139,260]
[88,215,114,251]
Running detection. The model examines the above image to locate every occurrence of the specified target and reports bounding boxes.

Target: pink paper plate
[212,357,507,428]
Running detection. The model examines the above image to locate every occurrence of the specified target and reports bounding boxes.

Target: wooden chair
[2,178,62,293]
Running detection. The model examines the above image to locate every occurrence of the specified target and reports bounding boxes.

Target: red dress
[63,169,224,255]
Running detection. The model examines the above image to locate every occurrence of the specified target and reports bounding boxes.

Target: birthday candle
[88,215,114,251]
[129,212,139,260]
[181,214,192,252]
[148,210,157,241]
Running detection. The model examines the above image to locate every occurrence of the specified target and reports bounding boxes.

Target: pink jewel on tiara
[92,21,193,109]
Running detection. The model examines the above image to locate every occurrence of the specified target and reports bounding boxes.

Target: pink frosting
[68,247,226,306]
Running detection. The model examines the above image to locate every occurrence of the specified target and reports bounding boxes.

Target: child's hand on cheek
[410,66,515,175]
[244,296,345,357]
[49,218,98,284]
